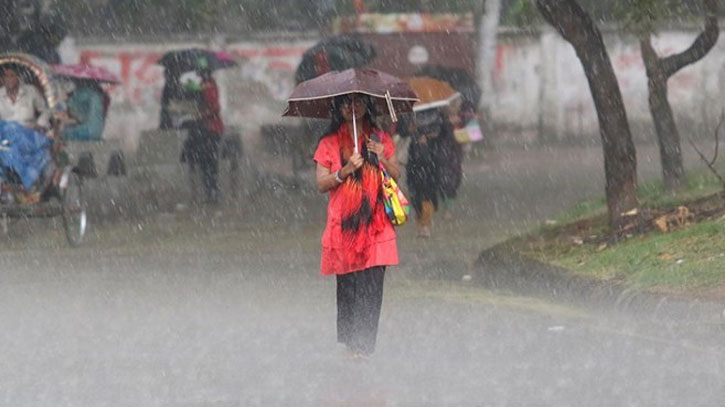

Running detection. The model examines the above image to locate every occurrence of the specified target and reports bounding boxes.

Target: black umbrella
[294,35,376,84]
[415,65,481,109]
[157,48,237,73]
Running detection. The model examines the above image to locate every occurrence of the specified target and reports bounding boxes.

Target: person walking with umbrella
[158,50,237,203]
[174,56,228,203]
[403,77,462,236]
[157,49,237,131]
[196,63,223,203]
[285,68,417,358]
[316,94,400,358]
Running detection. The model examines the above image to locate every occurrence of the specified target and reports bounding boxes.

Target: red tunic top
[313,129,399,275]
[201,79,224,134]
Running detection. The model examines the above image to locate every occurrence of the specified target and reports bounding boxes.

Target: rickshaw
[0,53,87,246]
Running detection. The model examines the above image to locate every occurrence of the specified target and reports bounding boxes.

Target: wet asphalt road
[0,145,723,406]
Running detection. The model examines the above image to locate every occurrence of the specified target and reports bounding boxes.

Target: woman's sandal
[343,349,371,360]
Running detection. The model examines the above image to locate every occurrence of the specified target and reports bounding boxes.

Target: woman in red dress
[313,94,400,358]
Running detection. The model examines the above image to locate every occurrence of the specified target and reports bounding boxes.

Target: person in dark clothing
[159,69,182,130]
[400,113,439,238]
[159,67,199,130]
[197,68,223,202]
[430,110,463,219]
[180,67,223,203]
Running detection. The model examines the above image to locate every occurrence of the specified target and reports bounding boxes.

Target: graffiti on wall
[79,42,314,108]
[229,42,314,101]
[80,49,165,107]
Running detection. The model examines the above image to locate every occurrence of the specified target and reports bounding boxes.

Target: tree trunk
[476,0,502,136]
[537,0,638,229]
[641,39,684,189]
[639,0,719,190]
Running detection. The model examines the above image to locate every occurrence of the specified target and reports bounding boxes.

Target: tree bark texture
[536,0,638,229]
[640,39,684,189]
[639,0,719,190]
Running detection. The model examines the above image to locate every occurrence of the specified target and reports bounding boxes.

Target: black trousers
[199,131,221,199]
[336,266,386,354]
[183,127,221,200]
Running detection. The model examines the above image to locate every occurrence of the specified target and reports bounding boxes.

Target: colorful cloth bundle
[0,120,52,190]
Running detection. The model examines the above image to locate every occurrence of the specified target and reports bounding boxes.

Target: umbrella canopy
[295,35,376,84]
[405,76,461,112]
[415,65,481,109]
[283,68,418,120]
[53,63,120,84]
[157,48,238,73]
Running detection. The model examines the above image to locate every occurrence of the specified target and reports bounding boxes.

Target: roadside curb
[474,244,725,323]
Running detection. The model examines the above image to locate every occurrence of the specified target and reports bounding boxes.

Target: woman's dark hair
[322,93,379,138]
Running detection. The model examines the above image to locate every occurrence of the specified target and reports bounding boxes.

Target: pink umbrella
[214,51,236,64]
[53,63,121,84]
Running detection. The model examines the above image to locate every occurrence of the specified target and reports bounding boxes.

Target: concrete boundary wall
[58,35,317,153]
[57,24,725,149]
[492,26,725,144]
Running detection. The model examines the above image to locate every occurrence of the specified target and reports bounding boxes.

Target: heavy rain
[0,0,723,406]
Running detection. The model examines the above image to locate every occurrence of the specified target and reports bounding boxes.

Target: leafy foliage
[617,0,706,35]
[502,0,540,26]
[56,0,498,35]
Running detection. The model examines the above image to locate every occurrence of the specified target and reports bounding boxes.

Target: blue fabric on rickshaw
[62,85,105,141]
[0,120,51,190]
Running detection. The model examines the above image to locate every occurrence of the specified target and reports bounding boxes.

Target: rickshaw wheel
[61,172,87,247]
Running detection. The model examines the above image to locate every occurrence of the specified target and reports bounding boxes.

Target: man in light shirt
[0,67,50,129]
[0,67,53,203]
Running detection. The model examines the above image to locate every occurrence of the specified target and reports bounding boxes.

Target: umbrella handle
[385,91,398,123]
[352,97,359,154]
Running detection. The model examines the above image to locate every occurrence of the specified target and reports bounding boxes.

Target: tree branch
[661,0,719,77]
[687,110,725,189]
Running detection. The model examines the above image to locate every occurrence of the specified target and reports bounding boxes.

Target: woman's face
[340,96,367,123]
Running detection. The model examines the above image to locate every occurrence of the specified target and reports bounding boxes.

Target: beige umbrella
[405,76,462,112]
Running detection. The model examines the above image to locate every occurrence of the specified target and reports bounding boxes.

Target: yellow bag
[381,169,410,226]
